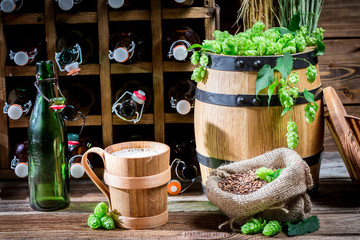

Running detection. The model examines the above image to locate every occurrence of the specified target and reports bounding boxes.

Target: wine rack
[0,0,215,179]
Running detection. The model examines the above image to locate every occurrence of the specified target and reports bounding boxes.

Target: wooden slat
[110,62,152,74]
[5,65,37,77]
[58,64,100,76]
[320,39,360,65]
[163,61,195,72]
[56,12,97,24]
[44,0,57,65]
[3,13,44,25]
[151,0,165,143]
[0,13,9,169]
[320,0,360,38]
[162,7,214,19]
[165,113,194,123]
[204,0,216,40]
[8,115,102,128]
[109,10,151,21]
[98,0,113,148]
[112,114,154,125]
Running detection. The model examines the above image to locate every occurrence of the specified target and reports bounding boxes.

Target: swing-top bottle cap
[114,47,129,63]
[108,0,124,9]
[15,162,28,178]
[13,51,29,66]
[174,0,186,3]
[173,45,188,61]
[65,62,81,76]
[58,0,74,11]
[168,180,181,195]
[176,100,191,115]
[8,104,23,120]
[70,162,85,178]
[1,0,16,13]
[132,90,146,105]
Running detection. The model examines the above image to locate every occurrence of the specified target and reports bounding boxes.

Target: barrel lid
[323,86,360,184]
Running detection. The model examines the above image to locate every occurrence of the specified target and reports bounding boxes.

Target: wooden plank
[8,115,102,128]
[151,0,165,143]
[5,65,38,77]
[163,61,195,72]
[109,10,151,21]
[110,62,152,74]
[97,0,113,148]
[56,12,97,24]
[44,0,57,65]
[204,0,216,40]
[320,39,360,65]
[58,64,100,76]
[320,0,360,38]
[164,113,194,123]
[0,13,9,169]
[162,7,214,19]
[3,13,44,25]
[112,113,154,125]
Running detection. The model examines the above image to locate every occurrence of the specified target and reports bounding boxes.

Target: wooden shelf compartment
[56,12,97,24]
[58,64,100,76]
[163,61,195,72]
[165,113,194,123]
[112,113,154,125]
[3,13,45,25]
[110,62,153,74]
[109,10,151,22]
[162,7,215,19]
[8,115,102,128]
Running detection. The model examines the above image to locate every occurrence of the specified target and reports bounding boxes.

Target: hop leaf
[94,202,108,218]
[306,65,317,83]
[100,215,115,230]
[190,51,200,65]
[88,214,101,229]
[263,221,282,236]
[286,216,320,236]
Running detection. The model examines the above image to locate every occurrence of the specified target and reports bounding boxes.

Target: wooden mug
[81,141,170,229]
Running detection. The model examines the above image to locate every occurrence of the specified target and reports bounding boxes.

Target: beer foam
[112,148,161,158]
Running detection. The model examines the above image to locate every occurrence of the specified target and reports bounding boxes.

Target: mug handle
[81,147,112,209]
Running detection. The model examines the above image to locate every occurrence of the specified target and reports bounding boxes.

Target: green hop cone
[304,103,318,124]
[199,54,209,67]
[203,40,222,54]
[251,21,265,35]
[305,35,317,46]
[191,67,206,83]
[263,221,282,237]
[306,65,317,83]
[295,35,306,52]
[100,215,115,230]
[88,214,101,229]
[256,167,274,180]
[241,218,267,234]
[282,46,296,54]
[288,72,300,85]
[94,202,108,218]
[213,30,231,42]
[287,121,299,150]
[190,51,200,65]
[289,87,299,99]
[315,27,325,41]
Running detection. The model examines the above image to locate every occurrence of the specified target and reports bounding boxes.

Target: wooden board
[109,10,151,21]
[3,13,44,25]
[56,12,97,24]
[162,7,214,19]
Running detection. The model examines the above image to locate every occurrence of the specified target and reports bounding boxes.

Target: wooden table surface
[1,152,360,240]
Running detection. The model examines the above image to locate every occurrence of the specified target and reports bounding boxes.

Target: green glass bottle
[28,60,70,211]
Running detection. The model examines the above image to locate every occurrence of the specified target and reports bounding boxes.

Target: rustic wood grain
[98,1,113,148]
[163,61,195,72]
[3,13,44,25]
[162,7,214,19]
[0,13,9,169]
[320,39,360,65]
[58,64,99,76]
[320,0,360,38]
[56,12,97,24]
[112,113,154,125]
[164,113,194,123]
[109,10,151,21]
[44,0,57,65]
[204,0,215,40]
[151,0,165,143]
[110,62,152,74]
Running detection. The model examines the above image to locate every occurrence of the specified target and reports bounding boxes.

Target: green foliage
[267,80,279,106]
[199,54,209,67]
[100,215,115,230]
[263,221,282,236]
[256,65,274,96]
[286,216,320,236]
[288,72,300,85]
[274,52,293,80]
[190,51,200,65]
[88,214,101,229]
[306,65,317,83]
[191,67,206,83]
[287,121,299,150]
[288,12,301,32]
[304,103,319,124]
[241,217,267,234]
[94,202,108,218]
[256,167,284,183]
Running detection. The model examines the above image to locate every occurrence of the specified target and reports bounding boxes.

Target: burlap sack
[206,148,313,227]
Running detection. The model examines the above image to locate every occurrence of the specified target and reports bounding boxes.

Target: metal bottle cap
[15,162,28,178]
[114,47,129,63]
[58,0,74,11]
[70,163,85,178]
[108,0,124,9]
[173,45,188,61]
[1,0,16,13]
[176,100,191,115]
[13,51,29,66]
[7,104,23,120]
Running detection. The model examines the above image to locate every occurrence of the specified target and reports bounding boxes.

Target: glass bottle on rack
[8,40,43,66]
[10,140,28,178]
[0,0,23,13]
[109,29,143,64]
[3,88,32,120]
[164,26,200,62]
[107,0,131,9]
[54,0,83,11]
[168,78,195,115]
[28,60,69,211]
[171,0,194,8]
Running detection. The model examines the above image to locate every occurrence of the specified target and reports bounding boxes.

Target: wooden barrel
[195,48,324,190]
[82,141,170,229]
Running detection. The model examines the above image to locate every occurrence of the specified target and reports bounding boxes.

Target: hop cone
[100,215,115,230]
[88,214,101,229]
[263,221,282,236]
[94,202,108,218]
